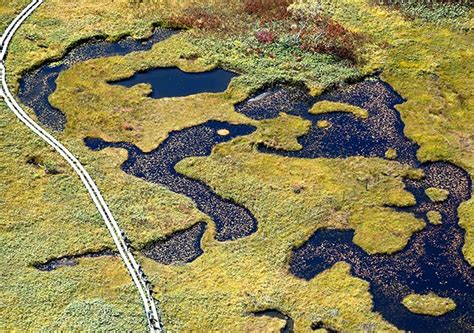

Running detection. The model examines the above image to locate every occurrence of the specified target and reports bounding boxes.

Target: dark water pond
[236,79,473,332]
[85,121,257,242]
[142,222,207,265]
[110,67,237,99]
[18,28,178,131]
[34,248,114,271]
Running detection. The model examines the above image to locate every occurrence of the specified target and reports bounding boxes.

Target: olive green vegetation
[316,119,331,129]
[425,187,450,203]
[0,102,146,331]
[427,210,443,225]
[49,34,313,153]
[351,207,424,254]
[310,100,369,119]
[385,148,398,160]
[402,293,456,316]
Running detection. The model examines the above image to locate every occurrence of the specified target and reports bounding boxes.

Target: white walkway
[0,1,162,331]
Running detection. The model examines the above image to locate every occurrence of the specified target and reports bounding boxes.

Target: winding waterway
[18,29,473,332]
[85,120,257,242]
[236,79,473,332]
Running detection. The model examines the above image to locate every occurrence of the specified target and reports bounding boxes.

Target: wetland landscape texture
[1,0,473,332]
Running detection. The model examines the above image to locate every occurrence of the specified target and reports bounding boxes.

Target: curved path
[0,1,162,331]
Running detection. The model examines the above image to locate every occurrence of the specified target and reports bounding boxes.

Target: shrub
[168,6,223,30]
[299,17,361,62]
[255,30,277,44]
[242,0,293,20]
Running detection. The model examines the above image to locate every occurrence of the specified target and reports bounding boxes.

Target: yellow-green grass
[49,34,314,153]
[310,100,369,119]
[351,207,424,254]
[0,102,147,331]
[402,293,456,316]
[425,187,450,202]
[385,148,398,160]
[316,0,473,264]
[176,139,422,254]
[427,210,443,225]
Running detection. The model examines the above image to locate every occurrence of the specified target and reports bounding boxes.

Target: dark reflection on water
[110,67,237,99]
[18,28,178,131]
[85,120,257,242]
[236,78,473,332]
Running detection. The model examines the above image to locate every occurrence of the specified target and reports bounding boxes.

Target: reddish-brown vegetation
[299,17,362,62]
[242,0,293,20]
[255,29,277,44]
[168,6,224,30]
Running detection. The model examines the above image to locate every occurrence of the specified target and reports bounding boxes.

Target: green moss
[459,200,474,266]
[249,113,312,151]
[317,120,331,129]
[425,187,449,203]
[0,102,147,331]
[3,0,473,330]
[385,148,398,160]
[310,100,369,119]
[427,210,442,225]
[402,293,456,316]
[351,207,425,254]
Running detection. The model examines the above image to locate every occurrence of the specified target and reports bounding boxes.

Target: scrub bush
[242,0,293,20]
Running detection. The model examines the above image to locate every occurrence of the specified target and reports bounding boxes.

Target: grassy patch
[0,102,146,331]
[351,207,424,254]
[402,292,456,316]
[2,0,473,330]
[310,100,369,119]
[425,187,450,202]
[427,210,443,225]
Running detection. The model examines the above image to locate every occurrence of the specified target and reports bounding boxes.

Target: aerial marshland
[1,0,473,331]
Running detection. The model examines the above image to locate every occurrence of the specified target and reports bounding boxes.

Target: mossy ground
[310,100,369,119]
[425,187,450,203]
[402,293,456,316]
[1,0,473,331]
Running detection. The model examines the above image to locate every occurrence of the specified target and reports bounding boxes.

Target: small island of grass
[310,101,369,119]
[425,187,449,203]
[427,211,442,225]
[402,293,456,316]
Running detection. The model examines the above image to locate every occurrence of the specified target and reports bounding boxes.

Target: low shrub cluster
[241,0,293,21]
[298,16,362,62]
[165,1,362,63]
[168,6,224,31]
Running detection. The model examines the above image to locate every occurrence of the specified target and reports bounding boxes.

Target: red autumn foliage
[169,6,223,30]
[299,17,362,62]
[255,30,277,44]
[242,0,293,20]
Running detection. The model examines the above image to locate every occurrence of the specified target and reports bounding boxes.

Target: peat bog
[19,29,473,331]
[85,120,257,242]
[33,249,115,271]
[142,222,207,265]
